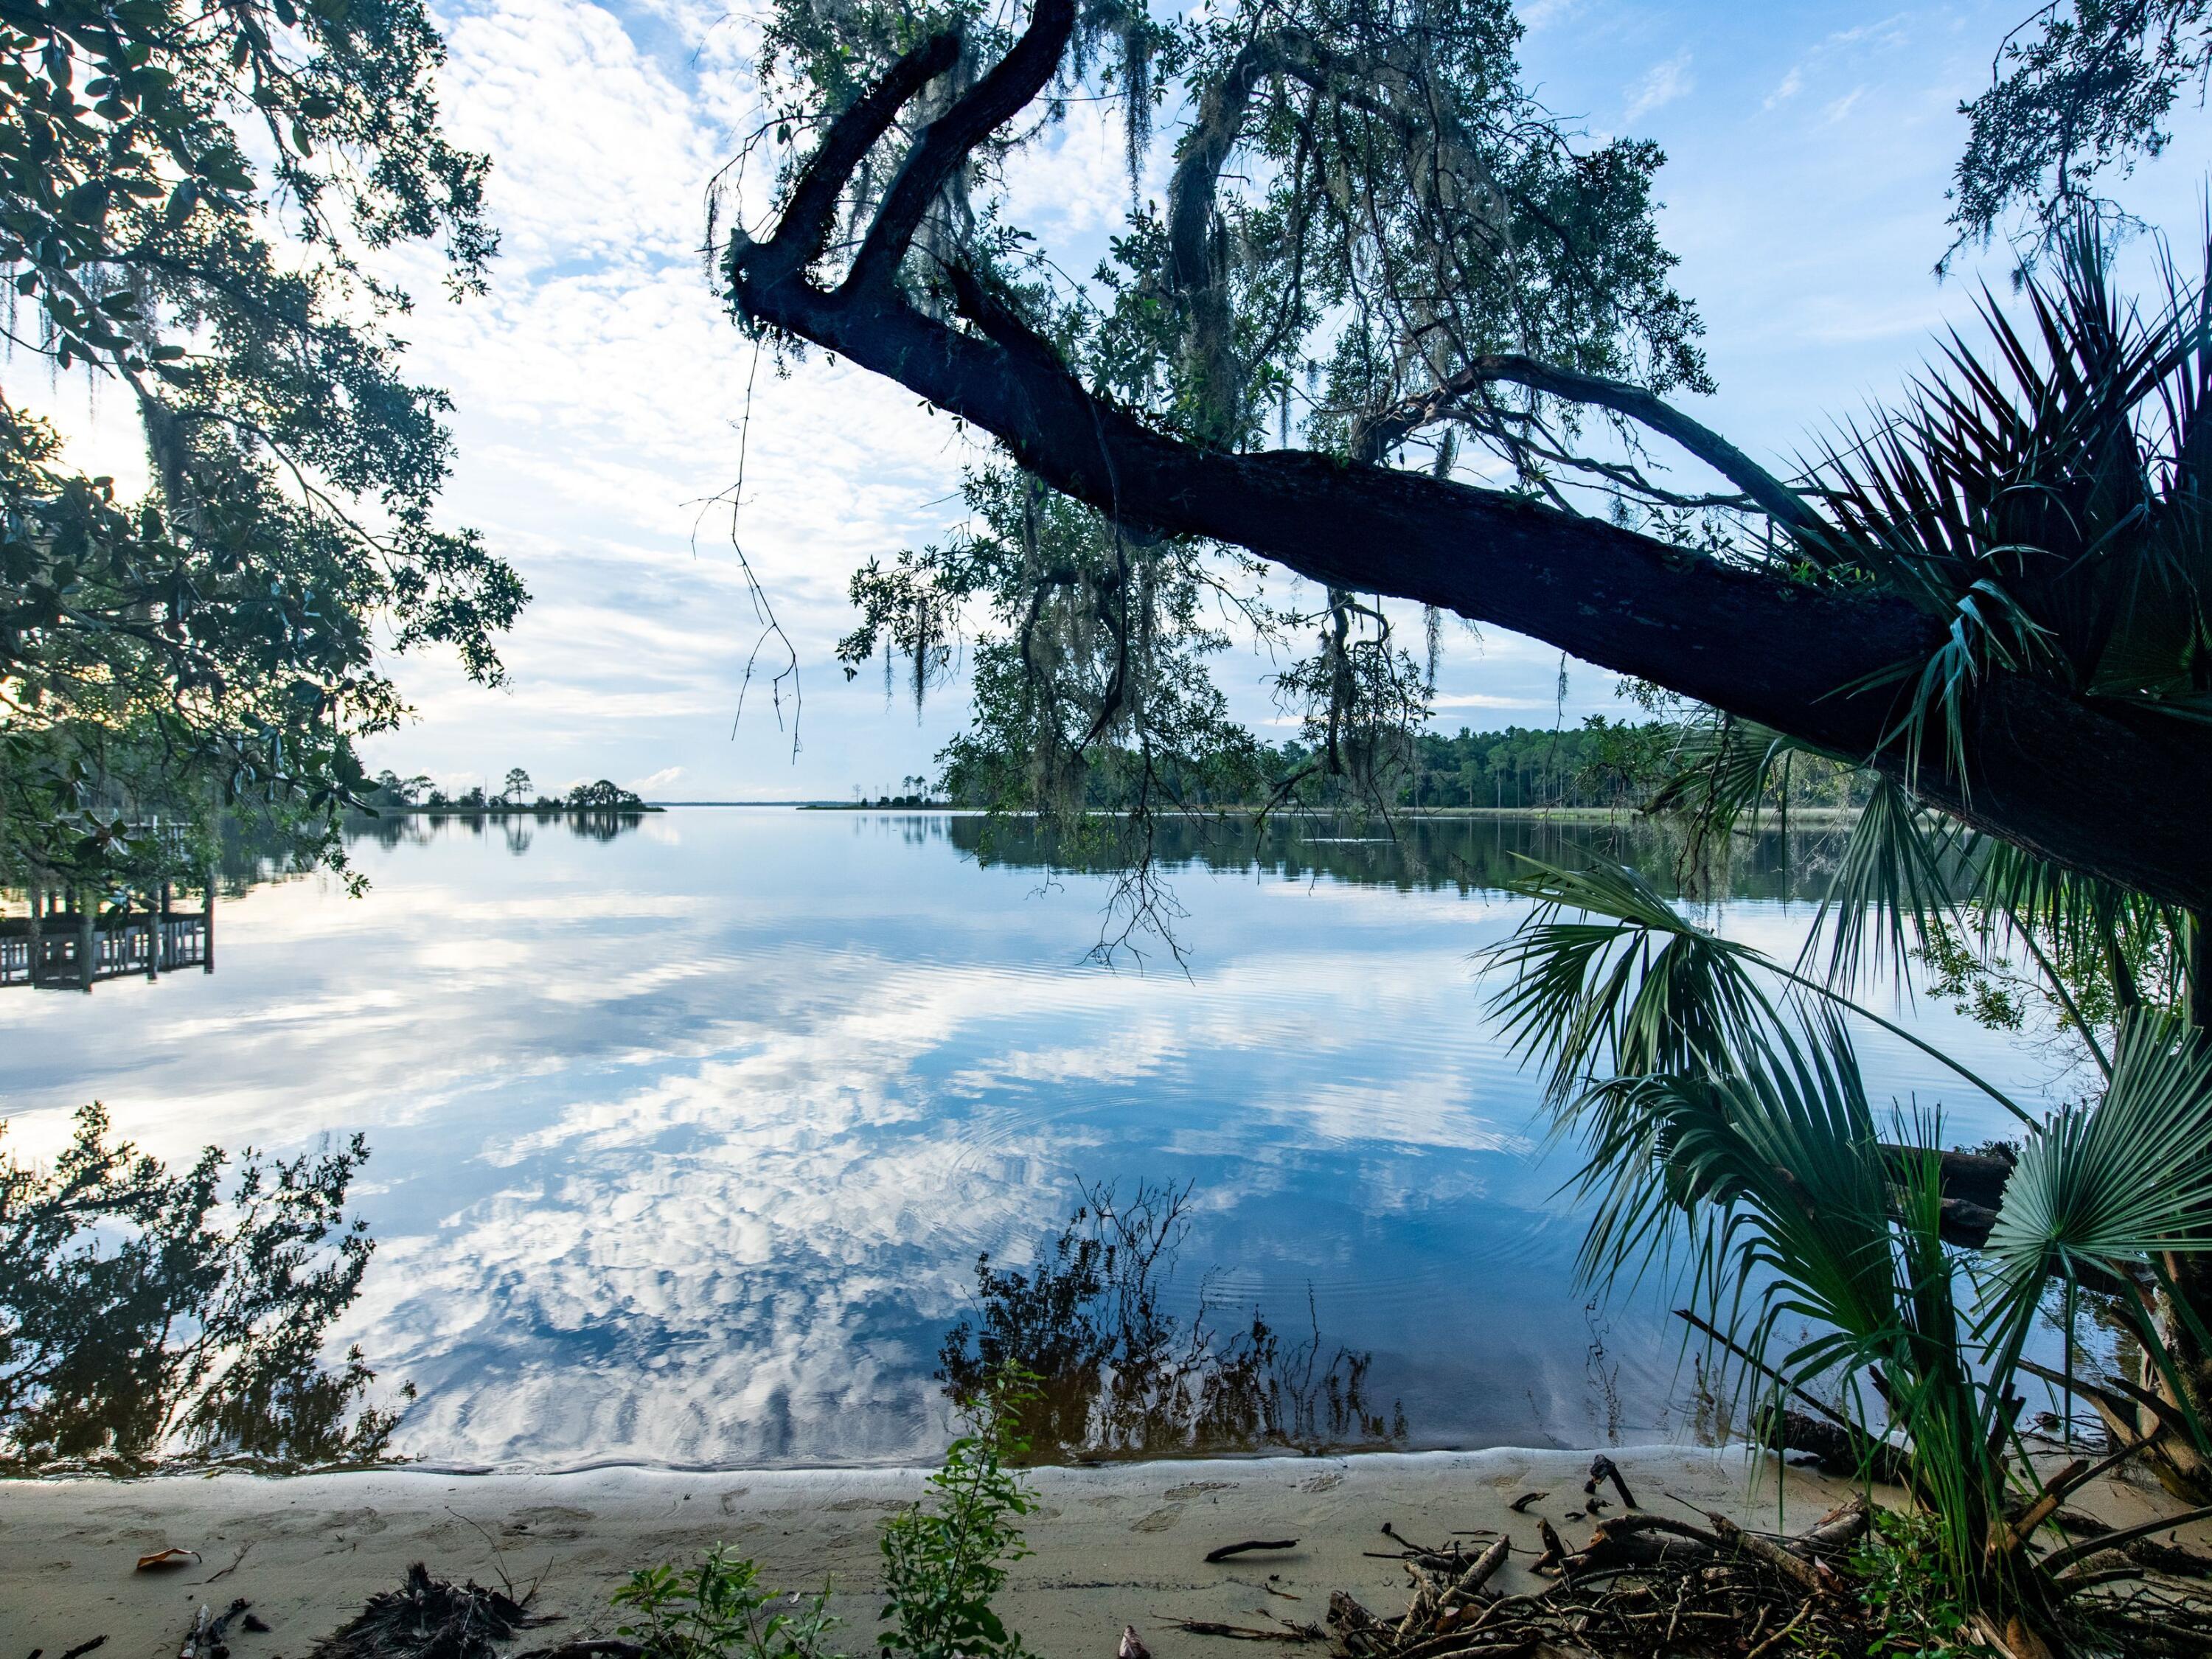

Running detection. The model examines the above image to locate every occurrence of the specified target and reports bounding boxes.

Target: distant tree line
[357,769,653,815]
[939,717,1868,815]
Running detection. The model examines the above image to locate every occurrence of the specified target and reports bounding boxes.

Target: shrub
[611,1548,843,1659]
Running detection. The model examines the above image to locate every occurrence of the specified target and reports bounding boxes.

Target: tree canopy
[720,0,2212,915]
[0,0,525,891]
[1950,0,2212,271]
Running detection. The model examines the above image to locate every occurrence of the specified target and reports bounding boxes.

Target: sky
[24,0,2212,801]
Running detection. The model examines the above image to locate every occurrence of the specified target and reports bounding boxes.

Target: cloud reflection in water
[0,810,2048,1470]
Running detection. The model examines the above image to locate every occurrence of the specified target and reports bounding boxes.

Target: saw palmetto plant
[1491,860,2212,1641]
[1484,234,2212,1648]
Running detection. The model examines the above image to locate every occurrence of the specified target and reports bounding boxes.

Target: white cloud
[1764,66,1803,109]
[1623,51,1693,122]
[631,765,687,792]
[1432,692,1543,711]
[1517,0,1580,30]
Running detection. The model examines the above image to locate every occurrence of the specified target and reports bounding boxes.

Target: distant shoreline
[371,804,664,818]
[372,801,1865,824]
[643,802,1862,824]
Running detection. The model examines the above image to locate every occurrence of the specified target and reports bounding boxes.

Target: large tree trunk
[722,1,2212,909]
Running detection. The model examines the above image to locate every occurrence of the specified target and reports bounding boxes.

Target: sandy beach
[3,1447,1863,1655]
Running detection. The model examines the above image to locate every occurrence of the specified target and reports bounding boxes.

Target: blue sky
[29,0,2212,799]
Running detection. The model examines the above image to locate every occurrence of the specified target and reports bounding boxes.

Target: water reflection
[939,1181,1405,1461]
[0,1106,403,1474]
[344,807,652,852]
[1,887,212,992]
[0,808,2045,1471]
[948,810,1854,902]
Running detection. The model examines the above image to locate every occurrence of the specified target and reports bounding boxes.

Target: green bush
[611,1548,841,1659]
[877,1379,1037,1659]
[1848,1509,1992,1659]
[612,1380,1037,1659]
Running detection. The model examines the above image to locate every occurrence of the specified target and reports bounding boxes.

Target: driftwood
[1583,1457,1637,1512]
[1759,1406,1913,1488]
[1322,1495,2212,1659]
[309,1565,548,1659]
[1795,1494,1872,1556]
[1206,1539,1301,1564]
[2056,1509,2212,1579]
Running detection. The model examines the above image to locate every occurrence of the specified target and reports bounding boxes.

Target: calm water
[0,809,2048,1470]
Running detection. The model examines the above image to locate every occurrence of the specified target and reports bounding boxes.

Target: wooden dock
[0,888,214,992]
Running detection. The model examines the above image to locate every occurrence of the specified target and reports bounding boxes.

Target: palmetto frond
[1799,772,1964,991]
[1486,860,1778,1107]
[1559,1012,2010,1580]
[1644,714,1803,826]
[1492,849,2212,1587]
[1969,835,2185,1006]
[1491,858,2034,1127]
[1802,229,2212,781]
[1983,1014,2212,1313]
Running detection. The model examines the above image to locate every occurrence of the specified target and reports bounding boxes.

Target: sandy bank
[14,1445,2204,1655]
[1,1447,1874,1654]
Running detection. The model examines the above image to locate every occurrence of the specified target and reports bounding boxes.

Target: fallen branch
[2041,1504,2212,1579]
[1164,1618,1326,1644]
[1585,1455,1638,1511]
[1206,1539,1301,1564]
[1798,1495,1872,1555]
[1448,1537,1511,1601]
[1707,1514,1824,1595]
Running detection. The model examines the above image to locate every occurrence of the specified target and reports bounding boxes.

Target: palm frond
[1486,859,1778,1107]
[1579,1015,2004,1554]
[1983,1013,2212,1310]
[1493,857,2037,1127]
[1644,714,1801,824]
[1800,772,1962,990]
[1803,226,2212,783]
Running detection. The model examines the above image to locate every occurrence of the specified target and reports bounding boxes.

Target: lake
[0,808,2048,1472]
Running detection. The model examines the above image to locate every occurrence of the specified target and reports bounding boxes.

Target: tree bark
[724,4,2212,910]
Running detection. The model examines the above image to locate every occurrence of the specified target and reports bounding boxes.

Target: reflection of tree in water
[947,811,1854,904]
[338,808,648,852]
[0,1106,406,1473]
[938,1181,1405,1461]
[565,809,647,844]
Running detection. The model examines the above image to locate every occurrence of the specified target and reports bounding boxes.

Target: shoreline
[10,1444,2205,1653]
[0,1446,1865,1652]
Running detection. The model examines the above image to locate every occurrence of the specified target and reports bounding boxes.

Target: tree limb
[724,17,2212,911]
[848,0,1077,292]
[1358,355,1827,540]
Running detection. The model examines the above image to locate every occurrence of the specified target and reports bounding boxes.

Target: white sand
[0,1447,1877,1655]
[18,1445,2212,1657]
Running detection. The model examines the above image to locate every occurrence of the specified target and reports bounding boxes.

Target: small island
[358,768,661,817]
